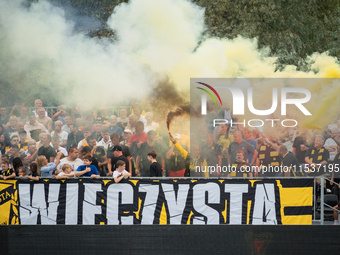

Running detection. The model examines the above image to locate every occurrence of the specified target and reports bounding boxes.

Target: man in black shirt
[37,134,56,162]
[109,145,130,177]
[136,130,164,177]
[278,145,302,177]
[147,151,162,177]
[67,124,84,150]
[88,136,107,176]
[293,129,310,164]
[107,133,130,174]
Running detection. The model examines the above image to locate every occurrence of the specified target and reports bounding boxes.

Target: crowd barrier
[0,177,314,225]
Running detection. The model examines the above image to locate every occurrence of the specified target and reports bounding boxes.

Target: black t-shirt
[93,147,105,176]
[137,142,163,176]
[29,171,38,177]
[293,136,308,163]
[38,146,57,161]
[111,155,130,172]
[305,146,329,176]
[282,151,302,176]
[202,142,222,166]
[150,162,162,177]
[258,144,281,167]
[90,158,99,172]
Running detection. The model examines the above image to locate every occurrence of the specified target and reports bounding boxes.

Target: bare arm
[251,150,258,165]
[114,172,131,183]
[135,155,141,175]
[52,110,61,121]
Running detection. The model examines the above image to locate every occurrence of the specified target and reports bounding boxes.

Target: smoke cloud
[1,0,340,128]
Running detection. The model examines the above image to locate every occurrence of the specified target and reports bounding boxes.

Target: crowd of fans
[0,99,181,182]
[2,98,340,221]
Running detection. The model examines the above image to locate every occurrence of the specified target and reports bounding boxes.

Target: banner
[0,178,313,225]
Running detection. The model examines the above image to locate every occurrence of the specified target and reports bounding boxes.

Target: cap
[124,129,133,134]
[112,145,122,151]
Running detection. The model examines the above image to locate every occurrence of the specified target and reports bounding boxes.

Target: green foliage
[193,0,340,68]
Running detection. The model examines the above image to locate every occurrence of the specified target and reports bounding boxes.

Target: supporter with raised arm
[36,108,52,132]
[52,105,67,125]
[284,130,297,152]
[37,134,57,162]
[9,102,24,118]
[167,133,190,177]
[113,160,131,183]
[324,128,339,163]
[24,113,49,141]
[293,129,310,165]
[37,151,62,177]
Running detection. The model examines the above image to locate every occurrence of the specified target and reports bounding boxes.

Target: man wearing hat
[109,145,130,177]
